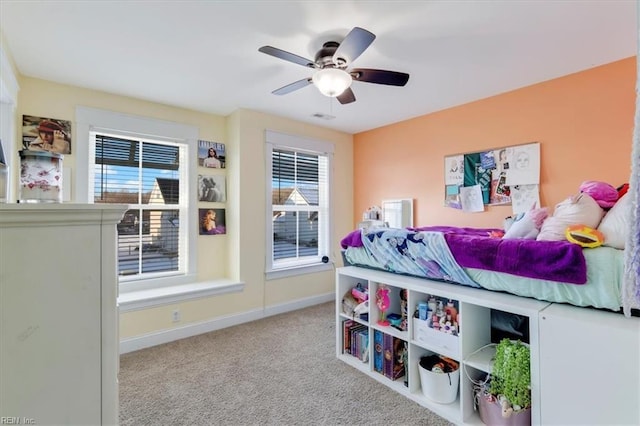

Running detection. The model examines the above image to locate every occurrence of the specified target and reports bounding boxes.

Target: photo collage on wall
[444,142,540,214]
[198,140,226,236]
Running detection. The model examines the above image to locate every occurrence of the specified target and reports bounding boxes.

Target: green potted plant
[478,339,531,426]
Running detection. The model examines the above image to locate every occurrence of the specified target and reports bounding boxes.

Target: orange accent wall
[353,57,636,228]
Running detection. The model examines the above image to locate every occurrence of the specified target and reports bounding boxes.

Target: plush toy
[503,206,548,240]
[565,224,604,248]
[342,291,358,317]
[351,282,368,303]
[579,180,618,209]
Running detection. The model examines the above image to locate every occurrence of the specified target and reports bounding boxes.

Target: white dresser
[0,204,126,425]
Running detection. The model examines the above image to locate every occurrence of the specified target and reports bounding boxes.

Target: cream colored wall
[228,109,353,307]
[15,77,353,340]
[122,111,353,338]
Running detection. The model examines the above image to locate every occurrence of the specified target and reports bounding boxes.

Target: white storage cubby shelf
[336,266,549,425]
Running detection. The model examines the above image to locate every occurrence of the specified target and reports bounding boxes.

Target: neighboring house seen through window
[266,130,333,279]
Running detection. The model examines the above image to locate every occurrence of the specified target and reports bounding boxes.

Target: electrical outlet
[172,309,181,323]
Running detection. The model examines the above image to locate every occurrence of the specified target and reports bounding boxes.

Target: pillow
[537,193,604,241]
[597,193,630,249]
[565,224,604,248]
[579,181,618,208]
[503,207,549,239]
[617,183,629,199]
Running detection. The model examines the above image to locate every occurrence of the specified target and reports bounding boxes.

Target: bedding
[341,226,624,311]
[342,226,587,283]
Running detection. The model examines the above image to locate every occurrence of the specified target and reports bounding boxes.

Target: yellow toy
[565,224,604,248]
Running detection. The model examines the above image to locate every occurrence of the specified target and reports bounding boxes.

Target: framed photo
[22,115,72,154]
[198,140,226,168]
[198,174,226,202]
[199,208,226,235]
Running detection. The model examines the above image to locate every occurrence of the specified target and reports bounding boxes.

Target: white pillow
[537,193,604,241]
[597,193,630,249]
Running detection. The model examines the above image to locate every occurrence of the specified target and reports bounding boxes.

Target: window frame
[265,130,334,280]
[76,107,198,292]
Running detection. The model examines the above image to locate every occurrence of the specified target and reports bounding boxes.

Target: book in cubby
[382,333,407,383]
[373,329,384,373]
[343,320,369,362]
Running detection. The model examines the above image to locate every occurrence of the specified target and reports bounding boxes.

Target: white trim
[119,292,334,354]
[265,262,333,280]
[0,45,19,202]
[263,291,334,317]
[118,279,245,312]
[265,129,335,154]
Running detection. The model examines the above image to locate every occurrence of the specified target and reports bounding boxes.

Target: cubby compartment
[372,329,407,385]
[341,318,369,362]
[370,281,406,329]
[460,363,491,424]
[337,275,370,323]
[409,290,461,359]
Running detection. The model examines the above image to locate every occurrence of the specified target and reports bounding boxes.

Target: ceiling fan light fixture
[312,68,352,97]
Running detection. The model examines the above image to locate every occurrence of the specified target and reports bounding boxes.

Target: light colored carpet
[119,301,454,426]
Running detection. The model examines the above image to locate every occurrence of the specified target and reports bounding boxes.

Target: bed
[340,226,626,312]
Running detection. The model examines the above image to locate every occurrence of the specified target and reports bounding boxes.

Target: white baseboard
[119,292,335,354]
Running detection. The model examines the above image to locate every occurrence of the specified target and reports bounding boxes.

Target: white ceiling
[1,1,637,134]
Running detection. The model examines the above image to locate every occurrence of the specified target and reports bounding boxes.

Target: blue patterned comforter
[360,228,480,288]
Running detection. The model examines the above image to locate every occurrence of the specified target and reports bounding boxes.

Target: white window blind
[94,133,184,278]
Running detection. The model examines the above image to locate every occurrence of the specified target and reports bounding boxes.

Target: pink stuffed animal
[579,181,618,209]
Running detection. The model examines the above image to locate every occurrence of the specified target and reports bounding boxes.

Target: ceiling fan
[258,27,409,105]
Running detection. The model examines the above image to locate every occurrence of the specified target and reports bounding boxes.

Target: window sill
[266,262,333,280]
[118,279,244,312]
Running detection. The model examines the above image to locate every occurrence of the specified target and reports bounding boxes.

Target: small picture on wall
[199,208,226,235]
[198,174,226,202]
[198,140,226,168]
[444,185,462,210]
[22,115,72,154]
[444,155,464,186]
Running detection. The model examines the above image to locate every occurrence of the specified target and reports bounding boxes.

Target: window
[265,130,333,278]
[76,107,198,292]
[93,133,184,280]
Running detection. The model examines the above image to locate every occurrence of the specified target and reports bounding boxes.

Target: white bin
[418,363,460,404]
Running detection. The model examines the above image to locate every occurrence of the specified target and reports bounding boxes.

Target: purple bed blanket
[341,226,587,284]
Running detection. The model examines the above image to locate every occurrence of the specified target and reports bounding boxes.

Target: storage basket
[418,358,460,404]
[477,392,531,426]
